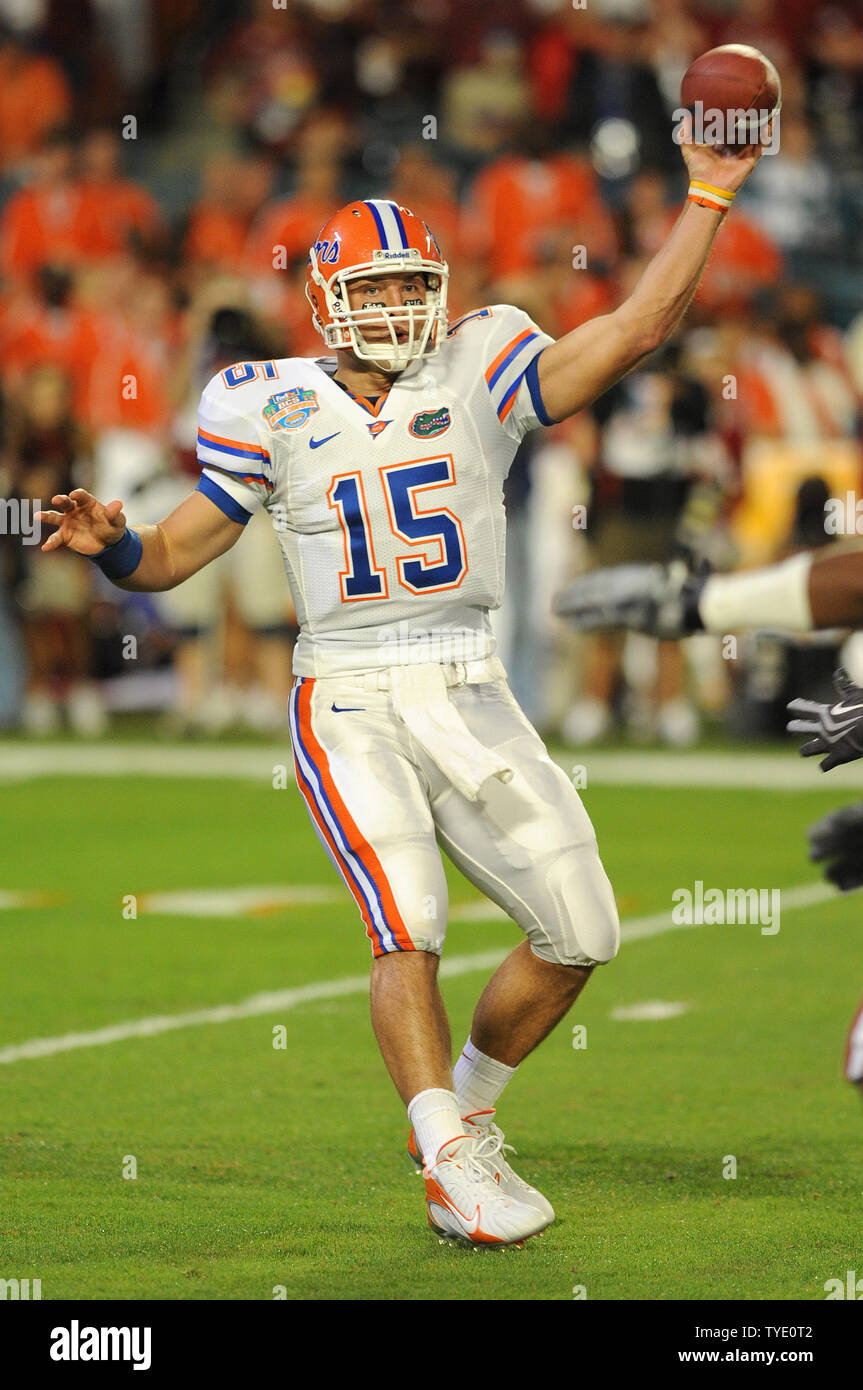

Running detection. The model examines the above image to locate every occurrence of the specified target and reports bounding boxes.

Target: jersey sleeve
[194,369,274,525]
[471,304,556,443]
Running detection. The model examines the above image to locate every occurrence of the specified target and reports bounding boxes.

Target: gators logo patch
[262,387,320,432]
[409,406,451,439]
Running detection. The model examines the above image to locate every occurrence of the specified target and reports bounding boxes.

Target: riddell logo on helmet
[372,248,422,262]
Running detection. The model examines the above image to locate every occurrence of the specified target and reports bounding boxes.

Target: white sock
[407,1088,464,1166]
[453,1037,517,1116]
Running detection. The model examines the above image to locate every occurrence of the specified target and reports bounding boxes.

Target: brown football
[680,44,781,147]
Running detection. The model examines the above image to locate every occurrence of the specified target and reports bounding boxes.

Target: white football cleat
[409,1111,555,1228]
[423,1134,549,1247]
[459,1111,555,1226]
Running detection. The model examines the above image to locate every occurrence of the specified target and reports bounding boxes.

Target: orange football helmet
[306,199,449,370]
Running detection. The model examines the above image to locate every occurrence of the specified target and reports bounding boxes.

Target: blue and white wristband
[89,528,143,580]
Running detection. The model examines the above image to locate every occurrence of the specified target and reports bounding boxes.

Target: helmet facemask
[307,248,449,372]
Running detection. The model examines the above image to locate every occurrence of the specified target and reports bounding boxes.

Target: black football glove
[787,668,863,772]
[552,561,708,640]
[807,801,863,891]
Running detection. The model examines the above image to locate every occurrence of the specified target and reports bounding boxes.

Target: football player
[554,547,863,1101]
[37,132,766,1246]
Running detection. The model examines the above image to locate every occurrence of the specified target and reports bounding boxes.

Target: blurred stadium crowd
[1,0,863,742]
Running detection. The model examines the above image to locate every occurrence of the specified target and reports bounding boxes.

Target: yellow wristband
[687,180,735,213]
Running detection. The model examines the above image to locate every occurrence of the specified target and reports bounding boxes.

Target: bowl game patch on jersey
[262,387,320,432]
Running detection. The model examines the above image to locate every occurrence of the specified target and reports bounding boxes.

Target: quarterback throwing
[38,131,765,1248]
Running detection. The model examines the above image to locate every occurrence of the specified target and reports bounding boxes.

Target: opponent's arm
[537,140,767,423]
[695,548,863,633]
[554,548,863,639]
[809,550,863,627]
[36,487,245,591]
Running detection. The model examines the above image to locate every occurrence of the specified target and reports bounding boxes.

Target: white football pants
[288,658,620,967]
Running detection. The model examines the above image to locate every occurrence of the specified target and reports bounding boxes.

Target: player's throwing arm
[535,127,767,423]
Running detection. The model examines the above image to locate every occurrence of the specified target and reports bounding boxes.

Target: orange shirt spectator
[79,129,163,259]
[244,190,335,278]
[185,153,274,274]
[555,274,616,335]
[0,288,101,415]
[185,205,249,273]
[86,320,173,434]
[0,136,102,286]
[728,341,857,443]
[86,274,177,434]
[0,182,102,284]
[658,206,783,313]
[0,39,70,173]
[465,154,618,282]
[82,180,162,259]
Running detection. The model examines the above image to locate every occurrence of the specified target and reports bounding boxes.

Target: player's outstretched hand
[552,561,704,640]
[787,668,863,772]
[678,111,769,194]
[807,801,863,892]
[36,489,127,556]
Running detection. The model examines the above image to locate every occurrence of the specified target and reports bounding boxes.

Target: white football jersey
[195,304,555,676]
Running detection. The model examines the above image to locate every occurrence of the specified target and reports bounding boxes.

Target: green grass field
[1,745,862,1301]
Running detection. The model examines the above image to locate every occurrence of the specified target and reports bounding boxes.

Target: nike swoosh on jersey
[309,432,341,449]
[331,703,366,713]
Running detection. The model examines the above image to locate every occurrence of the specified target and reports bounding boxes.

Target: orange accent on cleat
[407,1126,423,1168]
[424,1174,506,1245]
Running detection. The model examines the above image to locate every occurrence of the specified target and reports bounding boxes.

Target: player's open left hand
[36,489,127,556]
[787,668,863,772]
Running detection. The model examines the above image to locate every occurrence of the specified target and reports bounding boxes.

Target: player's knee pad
[525,840,620,968]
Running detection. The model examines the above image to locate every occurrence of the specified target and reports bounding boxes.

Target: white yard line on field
[611,1001,690,1021]
[139,886,344,916]
[0,881,840,1065]
[0,744,285,782]
[1,743,862,790]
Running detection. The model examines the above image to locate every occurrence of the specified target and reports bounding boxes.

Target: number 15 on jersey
[327,455,468,602]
